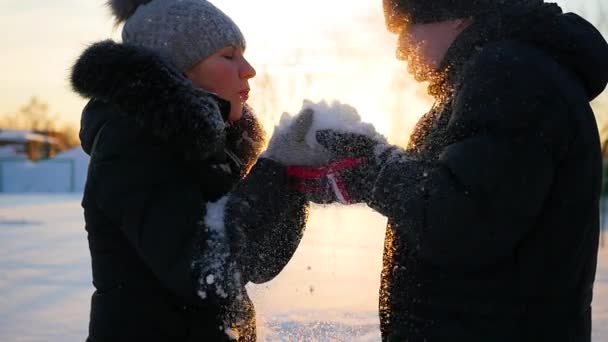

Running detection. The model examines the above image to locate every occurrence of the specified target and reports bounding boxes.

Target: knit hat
[107,0,246,71]
[383,0,497,31]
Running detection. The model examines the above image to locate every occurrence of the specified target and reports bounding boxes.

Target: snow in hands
[276,99,387,150]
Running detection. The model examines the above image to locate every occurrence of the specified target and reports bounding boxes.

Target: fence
[0,158,78,193]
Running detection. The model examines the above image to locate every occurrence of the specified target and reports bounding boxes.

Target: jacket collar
[71,40,233,161]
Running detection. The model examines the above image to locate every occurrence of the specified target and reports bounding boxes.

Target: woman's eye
[223,55,234,60]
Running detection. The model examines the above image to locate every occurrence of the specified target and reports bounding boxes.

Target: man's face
[396,19,472,81]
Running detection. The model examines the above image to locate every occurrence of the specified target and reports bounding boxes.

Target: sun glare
[224,0,434,147]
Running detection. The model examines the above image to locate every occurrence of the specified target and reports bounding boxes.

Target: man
[289,0,608,340]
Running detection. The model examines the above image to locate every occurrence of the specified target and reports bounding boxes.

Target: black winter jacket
[72,41,308,341]
[368,3,608,341]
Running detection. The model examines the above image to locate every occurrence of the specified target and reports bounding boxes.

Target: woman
[71,0,325,340]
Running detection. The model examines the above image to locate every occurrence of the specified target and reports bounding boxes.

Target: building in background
[0,129,65,161]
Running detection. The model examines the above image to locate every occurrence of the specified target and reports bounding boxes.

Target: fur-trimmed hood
[71,40,265,166]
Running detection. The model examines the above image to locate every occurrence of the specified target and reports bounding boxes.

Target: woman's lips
[239,90,250,102]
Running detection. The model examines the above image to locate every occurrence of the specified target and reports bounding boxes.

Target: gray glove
[262,108,332,166]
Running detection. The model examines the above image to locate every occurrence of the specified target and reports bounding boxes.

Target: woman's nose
[240,58,256,80]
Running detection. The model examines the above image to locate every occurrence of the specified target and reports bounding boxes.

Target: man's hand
[286,129,396,204]
[316,129,388,160]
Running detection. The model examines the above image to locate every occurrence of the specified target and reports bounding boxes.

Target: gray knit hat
[108,0,246,71]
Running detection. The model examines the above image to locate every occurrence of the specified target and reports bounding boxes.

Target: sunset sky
[0,0,595,140]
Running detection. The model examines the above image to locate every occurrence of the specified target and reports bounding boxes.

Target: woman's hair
[107,0,246,72]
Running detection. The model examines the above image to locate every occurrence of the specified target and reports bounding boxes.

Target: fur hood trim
[71,40,228,160]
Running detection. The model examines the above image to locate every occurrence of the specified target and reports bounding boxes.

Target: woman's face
[397,19,472,81]
[185,45,256,122]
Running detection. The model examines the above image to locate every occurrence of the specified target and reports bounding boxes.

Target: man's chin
[407,66,430,83]
[412,72,429,83]
[407,62,439,83]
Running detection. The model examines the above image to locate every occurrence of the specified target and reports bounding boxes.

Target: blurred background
[0,0,607,341]
[0,0,607,190]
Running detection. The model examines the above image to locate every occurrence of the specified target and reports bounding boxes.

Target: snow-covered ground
[0,194,606,341]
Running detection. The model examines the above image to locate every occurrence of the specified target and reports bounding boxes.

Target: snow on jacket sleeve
[368,45,570,271]
[225,158,309,284]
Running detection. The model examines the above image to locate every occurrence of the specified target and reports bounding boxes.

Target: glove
[285,157,365,204]
[262,109,332,166]
[287,129,396,204]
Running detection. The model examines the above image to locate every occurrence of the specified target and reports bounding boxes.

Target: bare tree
[0,96,80,149]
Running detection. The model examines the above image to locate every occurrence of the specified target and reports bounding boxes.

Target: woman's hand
[262,108,332,166]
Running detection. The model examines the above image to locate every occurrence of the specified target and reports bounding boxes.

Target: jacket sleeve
[225,158,309,284]
[368,47,570,271]
[90,120,205,304]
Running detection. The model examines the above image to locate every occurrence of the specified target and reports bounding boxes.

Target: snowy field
[0,194,606,341]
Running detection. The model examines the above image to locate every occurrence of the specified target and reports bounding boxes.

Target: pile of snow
[0,147,89,193]
[276,100,387,149]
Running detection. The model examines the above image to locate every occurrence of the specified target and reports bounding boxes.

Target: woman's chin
[228,104,244,122]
